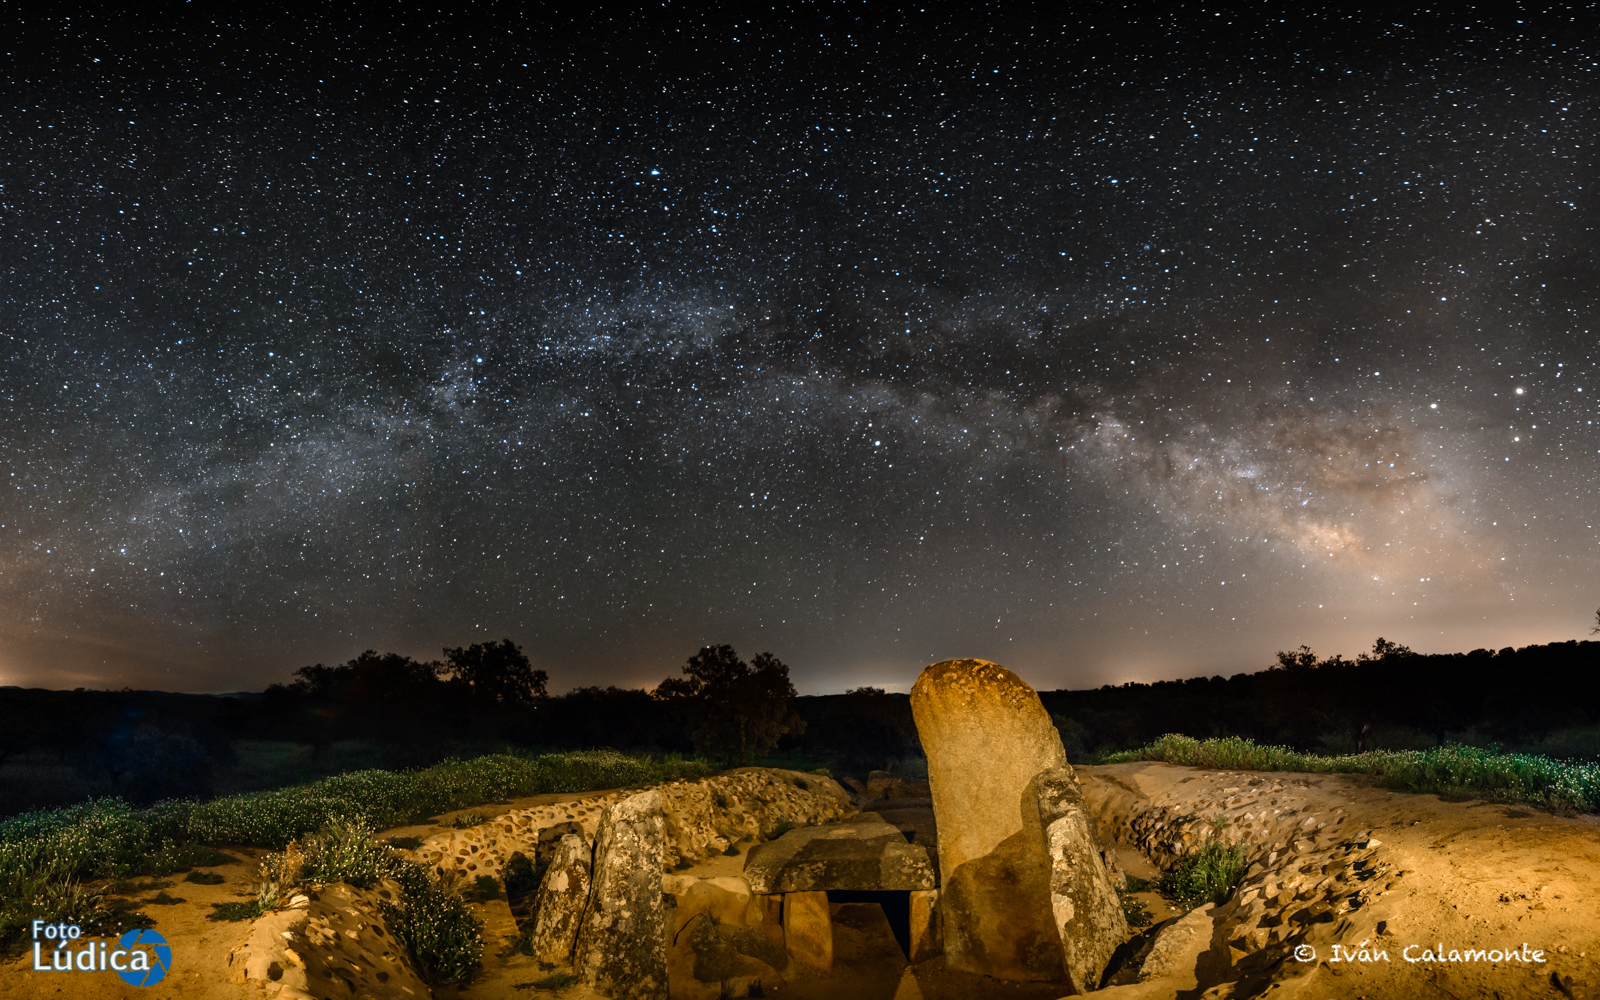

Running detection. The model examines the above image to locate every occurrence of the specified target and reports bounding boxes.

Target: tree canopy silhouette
[655,644,805,764]
[441,638,548,705]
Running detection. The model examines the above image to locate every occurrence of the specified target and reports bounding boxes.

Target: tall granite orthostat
[529,832,593,966]
[573,789,669,1000]
[909,658,1068,982]
[1029,767,1129,991]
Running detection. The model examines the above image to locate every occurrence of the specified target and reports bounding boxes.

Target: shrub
[1106,734,1600,814]
[185,870,226,885]
[450,812,488,829]
[1159,843,1247,907]
[301,817,397,889]
[382,861,484,985]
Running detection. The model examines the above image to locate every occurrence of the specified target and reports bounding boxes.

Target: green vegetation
[301,816,401,888]
[1101,734,1600,814]
[450,811,489,829]
[208,901,263,921]
[465,874,502,902]
[381,860,485,985]
[185,869,227,884]
[1116,874,1154,927]
[387,835,426,850]
[0,748,713,959]
[1158,843,1248,908]
[655,644,806,764]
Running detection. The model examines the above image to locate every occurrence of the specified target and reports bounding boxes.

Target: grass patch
[387,836,426,850]
[185,870,226,885]
[450,812,489,829]
[144,890,186,905]
[208,901,264,921]
[0,748,712,957]
[1158,843,1248,908]
[1101,734,1600,815]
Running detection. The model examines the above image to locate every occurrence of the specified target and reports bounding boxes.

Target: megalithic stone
[909,658,1068,981]
[1028,767,1129,991]
[528,833,593,967]
[908,888,942,963]
[573,789,669,1000]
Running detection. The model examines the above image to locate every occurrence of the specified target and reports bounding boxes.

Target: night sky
[3,7,1597,695]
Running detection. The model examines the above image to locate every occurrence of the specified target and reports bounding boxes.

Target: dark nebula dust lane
[2,8,1597,693]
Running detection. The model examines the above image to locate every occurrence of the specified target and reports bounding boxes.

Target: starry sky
[3,7,1597,695]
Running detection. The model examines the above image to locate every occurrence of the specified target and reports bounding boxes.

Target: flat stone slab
[743,816,937,893]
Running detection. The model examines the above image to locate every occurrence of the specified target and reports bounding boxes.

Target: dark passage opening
[825,889,911,960]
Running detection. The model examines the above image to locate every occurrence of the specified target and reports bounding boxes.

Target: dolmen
[910,657,1128,992]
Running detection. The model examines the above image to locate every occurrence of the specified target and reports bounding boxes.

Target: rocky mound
[1082,762,1600,999]
[226,880,429,1000]
[406,767,852,881]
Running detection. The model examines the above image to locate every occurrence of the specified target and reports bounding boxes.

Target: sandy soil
[1082,762,1600,1000]
[6,765,1599,1000]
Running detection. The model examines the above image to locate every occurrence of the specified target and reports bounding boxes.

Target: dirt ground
[4,764,1599,1000]
[1082,762,1600,1000]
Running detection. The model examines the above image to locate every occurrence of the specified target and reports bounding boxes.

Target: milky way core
[3,9,1597,693]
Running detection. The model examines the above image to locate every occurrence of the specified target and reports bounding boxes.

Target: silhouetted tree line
[261,640,551,760]
[5,636,1597,818]
[1039,638,1600,761]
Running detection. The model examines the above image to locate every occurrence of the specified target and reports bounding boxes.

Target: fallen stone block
[1139,903,1217,986]
[667,878,788,1000]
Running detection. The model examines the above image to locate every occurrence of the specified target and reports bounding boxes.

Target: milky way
[3,9,1597,693]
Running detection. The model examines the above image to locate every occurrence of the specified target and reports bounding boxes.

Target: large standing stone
[908,658,1067,981]
[1029,767,1129,991]
[758,894,785,952]
[908,888,942,963]
[529,833,593,966]
[780,890,833,972]
[573,789,669,1000]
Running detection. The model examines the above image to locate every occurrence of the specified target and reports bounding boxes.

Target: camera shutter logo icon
[117,928,172,987]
